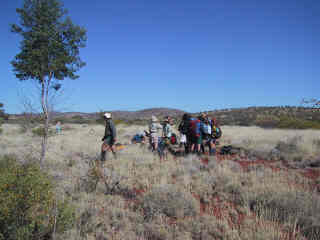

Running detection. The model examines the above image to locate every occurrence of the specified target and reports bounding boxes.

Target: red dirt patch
[301,169,320,180]
[132,187,146,195]
[200,157,209,165]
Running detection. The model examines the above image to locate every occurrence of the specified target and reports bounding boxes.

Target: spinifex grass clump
[0,155,74,240]
[250,190,320,240]
[140,184,198,221]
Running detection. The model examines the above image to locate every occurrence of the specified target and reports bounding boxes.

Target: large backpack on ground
[220,145,240,155]
[132,134,143,143]
[190,119,201,137]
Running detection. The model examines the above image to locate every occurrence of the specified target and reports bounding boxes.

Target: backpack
[179,114,191,134]
[132,134,143,143]
[170,133,177,145]
[220,145,240,155]
[212,126,222,139]
[190,119,201,137]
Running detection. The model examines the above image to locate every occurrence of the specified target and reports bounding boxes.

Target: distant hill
[9,108,186,125]
[206,106,320,129]
[8,106,320,129]
[51,107,186,121]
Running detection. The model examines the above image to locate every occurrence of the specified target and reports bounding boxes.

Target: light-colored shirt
[202,123,212,135]
[163,123,172,138]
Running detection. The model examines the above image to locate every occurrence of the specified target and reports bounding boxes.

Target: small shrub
[0,128,2,135]
[141,185,198,221]
[0,155,75,240]
[275,136,301,154]
[313,139,320,151]
[32,126,54,137]
[250,190,320,240]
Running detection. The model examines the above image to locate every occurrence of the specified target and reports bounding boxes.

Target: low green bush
[32,127,54,137]
[0,155,75,240]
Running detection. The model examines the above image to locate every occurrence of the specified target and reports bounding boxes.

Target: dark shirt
[104,119,116,139]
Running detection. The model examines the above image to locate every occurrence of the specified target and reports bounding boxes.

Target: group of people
[178,112,221,156]
[100,111,222,162]
[143,112,221,158]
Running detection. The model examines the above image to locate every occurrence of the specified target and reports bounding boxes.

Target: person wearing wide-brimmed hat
[162,116,173,140]
[148,115,162,152]
[101,112,117,161]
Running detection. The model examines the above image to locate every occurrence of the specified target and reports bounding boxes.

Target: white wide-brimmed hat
[104,112,112,119]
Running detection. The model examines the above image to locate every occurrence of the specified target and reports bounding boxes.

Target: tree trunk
[39,74,52,168]
[40,115,49,168]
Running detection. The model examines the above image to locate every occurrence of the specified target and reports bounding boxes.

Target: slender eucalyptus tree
[11,0,87,166]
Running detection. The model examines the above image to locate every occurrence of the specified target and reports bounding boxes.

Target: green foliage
[32,127,54,137]
[69,115,87,124]
[277,116,320,129]
[11,0,87,84]
[11,0,87,163]
[0,155,75,240]
[0,103,5,135]
[0,103,8,125]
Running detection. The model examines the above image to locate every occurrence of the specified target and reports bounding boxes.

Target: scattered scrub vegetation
[0,155,75,240]
[141,185,198,221]
[209,106,320,129]
[1,123,320,239]
[0,103,8,135]
[32,126,55,137]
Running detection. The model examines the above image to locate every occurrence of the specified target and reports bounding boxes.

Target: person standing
[190,115,202,155]
[160,116,173,160]
[201,117,216,155]
[178,113,191,154]
[162,116,173,141]
[101,112,117,161]
[149,115,162,152]
[55,121,61,134]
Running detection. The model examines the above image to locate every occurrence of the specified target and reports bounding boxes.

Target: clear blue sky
[1,0,319,114]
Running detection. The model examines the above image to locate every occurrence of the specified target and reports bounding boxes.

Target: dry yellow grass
[221,125,320,156]
[0,123,319,239]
